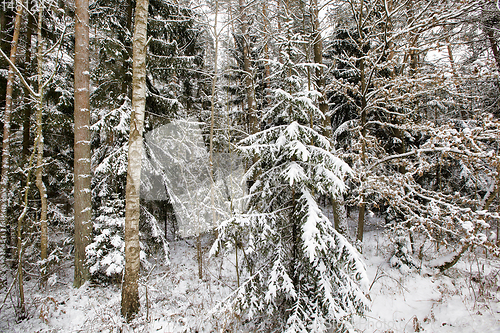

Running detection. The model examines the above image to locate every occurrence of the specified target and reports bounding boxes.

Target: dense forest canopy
[0,0,499,331]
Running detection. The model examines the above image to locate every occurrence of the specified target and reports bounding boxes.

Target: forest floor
[0,215,499,332]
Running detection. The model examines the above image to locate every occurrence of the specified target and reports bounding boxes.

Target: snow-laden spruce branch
[206,257,273,315]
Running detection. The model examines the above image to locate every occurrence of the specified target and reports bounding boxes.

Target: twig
[0,47,39,97]
[204,266,234,292]
[0,275,19,313]
[368,265,383,291]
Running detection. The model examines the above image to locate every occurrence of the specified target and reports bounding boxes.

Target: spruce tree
[212,9,368,332]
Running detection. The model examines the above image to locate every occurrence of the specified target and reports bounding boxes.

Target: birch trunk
[121,0,149,321]
[73,0,92,289]
[0,1,23,287]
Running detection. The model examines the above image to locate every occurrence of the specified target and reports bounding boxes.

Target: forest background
[0,0,500,331]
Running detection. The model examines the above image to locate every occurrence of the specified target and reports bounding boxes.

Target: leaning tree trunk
[73,0,92,289]
[0,2,23,287]
[121,0,149,321]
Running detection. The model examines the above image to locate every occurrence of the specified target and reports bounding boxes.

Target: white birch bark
[121,0,149,320]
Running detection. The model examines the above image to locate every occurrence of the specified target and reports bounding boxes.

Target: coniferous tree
[73,0,92,289]
[212,5,369,331]
[88,0,136,282]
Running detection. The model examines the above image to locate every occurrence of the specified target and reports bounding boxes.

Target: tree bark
[73,0,92,288]
[0,1,23,288]
[262,2,270,106]
[121,0,149,321]
[311,0,348,234]
[35,3,48,285]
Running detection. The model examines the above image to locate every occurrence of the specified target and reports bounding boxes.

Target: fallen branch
[433,244,470,272]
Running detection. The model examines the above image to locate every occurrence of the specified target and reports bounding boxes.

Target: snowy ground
[356,231,500,333]
[1,217,499,332]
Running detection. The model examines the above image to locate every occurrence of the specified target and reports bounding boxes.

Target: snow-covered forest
[0,0,499,331]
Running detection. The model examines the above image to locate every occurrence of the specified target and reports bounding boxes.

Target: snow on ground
[0,217,499,332]
[357,230,500,333]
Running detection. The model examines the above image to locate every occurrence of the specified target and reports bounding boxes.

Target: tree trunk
[35,4,48,285]
[0,9,8,60]
[16,132,40,319]
[486,28,500,72]
[18,0,33,267]
[405,1,419,76]
[0,1,23,288]
[73,0,92,288]
[263,2,270,107]
[352,0,368,244]
[332,197,349,236]
[121,0,149,321]
[311,0,348,235]
[238,0,256,135]
[444,31,467,120]
[197,234,202,279]
[357,56,367,244]
[209,0,220,241]
[22,0,33,159]
[311,0,329,138]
